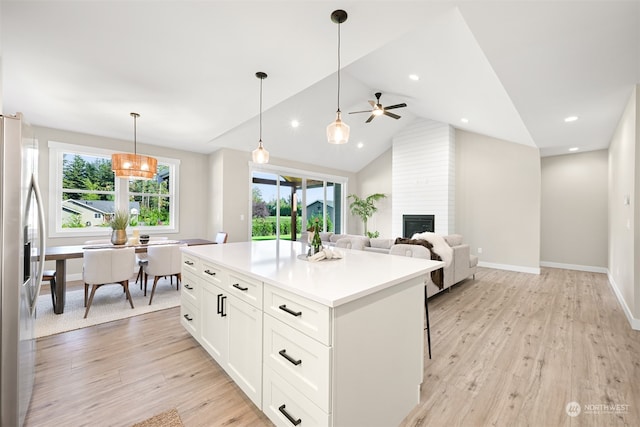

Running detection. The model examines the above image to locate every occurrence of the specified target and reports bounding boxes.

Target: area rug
[131,408,184,427]
[35,277,181,338]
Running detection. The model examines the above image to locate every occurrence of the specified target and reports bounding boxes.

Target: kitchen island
[180,240,443,427]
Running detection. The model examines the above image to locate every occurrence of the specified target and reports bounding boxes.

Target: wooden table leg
[53,259,66,314]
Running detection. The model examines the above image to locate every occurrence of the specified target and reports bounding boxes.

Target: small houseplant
[109,209,130,245]
[348,193,387,238]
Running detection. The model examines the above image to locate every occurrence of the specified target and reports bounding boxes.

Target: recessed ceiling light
[564,116,578,123]
[460,118,469,123]
[409,74,420,81]
[357,142,364,149]
[291,120,299,128]
[569,147,579,152]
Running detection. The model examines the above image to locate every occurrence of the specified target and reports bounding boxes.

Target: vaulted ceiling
[3,1,639,172]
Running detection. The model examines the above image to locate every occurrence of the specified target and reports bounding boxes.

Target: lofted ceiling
[2,1,639,173]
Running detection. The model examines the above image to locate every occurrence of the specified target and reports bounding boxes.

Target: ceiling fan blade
[365,114,376,123]
[384,111,401,120]
[349,110,374,115]
[368,100,376,107]
[384,103,407,111]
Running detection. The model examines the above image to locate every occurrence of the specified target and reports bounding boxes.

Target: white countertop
[182,240,444,307]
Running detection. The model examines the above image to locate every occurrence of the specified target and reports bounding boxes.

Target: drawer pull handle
[184,260,194,266]
[279,349,302,366]
[184,284,194,290]
[232,283,249,292]
[217,294,223,315]
[278,404,301,426]
[278,304,302,317]
[183,314,193,321]
[204,269,216,276]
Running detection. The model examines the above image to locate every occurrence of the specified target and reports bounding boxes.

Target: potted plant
[347,193,387,238]
[109,209,130,245]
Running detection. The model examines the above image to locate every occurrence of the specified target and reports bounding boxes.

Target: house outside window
[48,141,180,237]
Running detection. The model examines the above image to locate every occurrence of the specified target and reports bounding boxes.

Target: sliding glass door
[251,167,346,241]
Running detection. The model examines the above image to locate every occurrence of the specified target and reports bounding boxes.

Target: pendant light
[326,9,350,145]
[111,112,157,180]
[252,71,270,164]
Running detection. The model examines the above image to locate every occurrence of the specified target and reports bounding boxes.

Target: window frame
[48,141,180,238]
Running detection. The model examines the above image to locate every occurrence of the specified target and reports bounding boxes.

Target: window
[48,142,180,237]
[250,164,348,241]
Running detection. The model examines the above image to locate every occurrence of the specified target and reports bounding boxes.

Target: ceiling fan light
[373,108,384,116]
[327,111,350,145]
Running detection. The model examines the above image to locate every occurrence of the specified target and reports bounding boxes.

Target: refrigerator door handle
[28,173,46,316]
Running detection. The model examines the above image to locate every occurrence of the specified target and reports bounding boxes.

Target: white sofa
[299,231,478,298]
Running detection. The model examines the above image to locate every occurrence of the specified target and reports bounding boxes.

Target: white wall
[354,148,392,238]
[540,150,608,271]
[392,118,455,237]
[456,130,541,273]
[608,85,639,327]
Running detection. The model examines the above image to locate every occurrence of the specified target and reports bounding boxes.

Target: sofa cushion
[330,234,348,243]
[319,232,334,242]
[444,234,463,247]
[370,238,394,250]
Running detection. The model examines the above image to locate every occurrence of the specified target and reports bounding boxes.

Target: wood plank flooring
[26,268,640,426]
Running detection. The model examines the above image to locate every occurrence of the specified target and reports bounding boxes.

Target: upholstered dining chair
[215,231,228,244]
[389,243,433,359]
[82,247,136,318]
[142,243,186,305]
[135,236,169,286]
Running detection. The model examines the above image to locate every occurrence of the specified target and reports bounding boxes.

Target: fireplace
[403,215,434,238]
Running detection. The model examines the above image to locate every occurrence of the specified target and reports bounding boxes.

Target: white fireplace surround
[392,118,455,238]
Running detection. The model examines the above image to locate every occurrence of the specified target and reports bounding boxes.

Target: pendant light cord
[131,112,139,156]
[336,21,341,113]
[259,77,263,142]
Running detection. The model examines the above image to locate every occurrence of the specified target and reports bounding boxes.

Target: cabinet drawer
[263,366,329,427]
[180,300,199,339]
[264,315,330,411]
[227,271,262,309]
[182,253,199,274]
[181,271,200,306]
[200,261,225,287]
[264,284,331,345]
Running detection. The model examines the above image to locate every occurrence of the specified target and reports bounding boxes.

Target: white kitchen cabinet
[186,257,263,409]
[181,241,443,427]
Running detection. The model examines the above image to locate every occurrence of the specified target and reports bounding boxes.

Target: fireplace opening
[403,215,435,238]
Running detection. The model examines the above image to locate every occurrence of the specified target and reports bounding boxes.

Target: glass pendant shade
[326,111,350,145]
[112,112,157,180]
[252,140,269,163]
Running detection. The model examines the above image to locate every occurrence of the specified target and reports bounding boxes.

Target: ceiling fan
[349,92,407,123]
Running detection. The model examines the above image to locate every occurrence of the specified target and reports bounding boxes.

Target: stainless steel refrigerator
[1,113,46,427]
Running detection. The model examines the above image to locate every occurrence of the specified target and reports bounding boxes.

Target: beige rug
[35,277,181,338]
[131,408,184,427]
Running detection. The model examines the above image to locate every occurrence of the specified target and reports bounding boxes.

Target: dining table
[44,238,215,314]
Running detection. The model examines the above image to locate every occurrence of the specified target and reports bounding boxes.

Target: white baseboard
[539,261,608,274]
[477,261,540,275]
[606,271,640,331]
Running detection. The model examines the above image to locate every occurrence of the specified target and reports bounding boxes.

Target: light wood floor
[26,268,640,426]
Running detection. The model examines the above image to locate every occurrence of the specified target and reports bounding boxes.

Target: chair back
[389,244,430,259]
[215,232,228,244]
[145,244,186,277]
[83,247,135,285]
